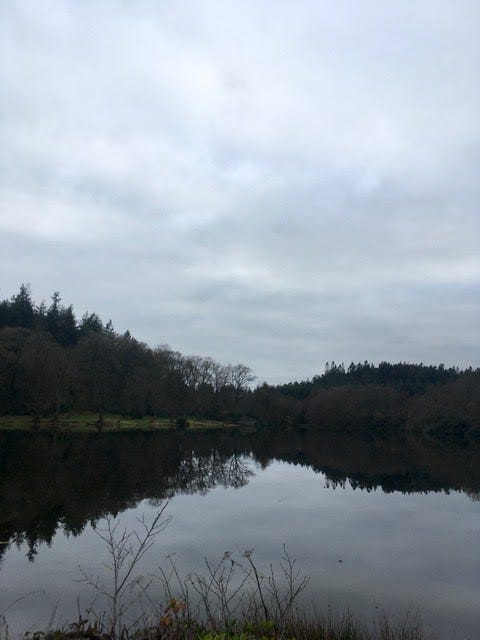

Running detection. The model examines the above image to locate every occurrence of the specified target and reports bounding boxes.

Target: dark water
[0,428,479,638]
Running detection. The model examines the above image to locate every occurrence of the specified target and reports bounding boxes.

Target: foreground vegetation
[4,611,427,640]
[1,285,479,440]
[0,506,428,640]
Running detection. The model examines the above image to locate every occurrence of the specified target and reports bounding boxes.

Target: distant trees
[3,284,35,328]
[74,333,120,429]
[79,312,105,337]
[17,332,66,427]
[0,284,478,440]
[305,384,406,431]
[0,327,31,413]
[407,372,480,438]
[277,360,458,398]
[0,285,257,423]
[46,292,77,345]
[231,364,256,403]
[254,363,478,437]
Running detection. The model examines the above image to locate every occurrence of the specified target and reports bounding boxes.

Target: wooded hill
[0,284,479,438]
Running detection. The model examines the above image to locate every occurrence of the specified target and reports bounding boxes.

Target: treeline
[271,360,480,439]
[277,360,460,397]
[0,285,255,426]
[1,284,479,438]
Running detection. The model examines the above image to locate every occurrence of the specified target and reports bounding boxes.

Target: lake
[0,428,479,638]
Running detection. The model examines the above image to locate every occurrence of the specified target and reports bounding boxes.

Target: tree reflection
[0,428,479,561]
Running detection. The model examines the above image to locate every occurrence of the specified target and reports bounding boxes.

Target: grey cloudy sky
[1,0,479,383]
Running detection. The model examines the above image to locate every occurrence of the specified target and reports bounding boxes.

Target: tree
[10,284,34,328]
[230,364,256,404]
[148,346,173,417]
[47,292,78,345]
[0,327,31,413]
[0,298,13,328]
[74,333,120,429]
[212,362,231,398]
[17,332,66,427]
[79,312,104,336]
[121,366,151,417]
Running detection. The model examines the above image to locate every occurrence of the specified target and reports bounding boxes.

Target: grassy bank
[0,413,253,433]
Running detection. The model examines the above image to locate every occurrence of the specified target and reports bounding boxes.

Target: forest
[0,284,479,438]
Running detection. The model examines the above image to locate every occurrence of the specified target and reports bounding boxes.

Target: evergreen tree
[10,284,34,328]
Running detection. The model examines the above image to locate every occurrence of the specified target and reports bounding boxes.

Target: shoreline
[0,413,255,433]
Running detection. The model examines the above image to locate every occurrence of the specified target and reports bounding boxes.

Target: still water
[0,429,479,638]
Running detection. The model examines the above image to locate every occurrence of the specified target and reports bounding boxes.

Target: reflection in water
[1,427,479,560]
[1,427,480,640]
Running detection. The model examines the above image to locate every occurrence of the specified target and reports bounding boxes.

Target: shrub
[175,416,189,431]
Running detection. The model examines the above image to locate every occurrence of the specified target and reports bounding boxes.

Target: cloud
[1,0,479,382]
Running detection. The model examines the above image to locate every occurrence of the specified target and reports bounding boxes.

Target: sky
[0,0,479,383]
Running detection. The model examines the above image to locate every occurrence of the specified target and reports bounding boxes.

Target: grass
[0,608,428,640]
[0,413,249,433]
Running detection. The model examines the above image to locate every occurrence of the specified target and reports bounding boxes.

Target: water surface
[0,429,479,638]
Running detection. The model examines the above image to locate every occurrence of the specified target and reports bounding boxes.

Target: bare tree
[78,503,171,638]
[212,362,231,399]
[230,363,256,404]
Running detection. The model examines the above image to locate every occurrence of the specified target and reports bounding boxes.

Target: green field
[0,413,248,433]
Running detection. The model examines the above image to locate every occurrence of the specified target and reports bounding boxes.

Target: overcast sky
[1,0,479,383]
